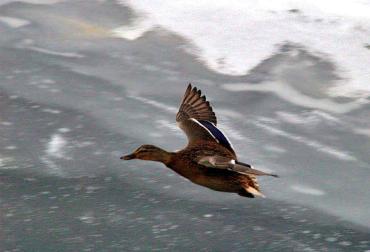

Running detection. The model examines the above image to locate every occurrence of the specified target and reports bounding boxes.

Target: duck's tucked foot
[238,187,265,198]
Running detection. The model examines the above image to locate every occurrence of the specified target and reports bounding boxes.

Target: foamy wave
[254,121,356,161]
[222,82,367,113]
[118,0,370,97]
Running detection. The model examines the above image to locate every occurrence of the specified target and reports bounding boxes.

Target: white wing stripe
[190,118,218,142]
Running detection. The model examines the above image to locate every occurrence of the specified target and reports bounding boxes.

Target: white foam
[0,155,15,169]
[222,82,367,113]
[264,145,287,153]
[155,119,182,136]
[217,123,245,141]
[217,109,244,119]
[0,16,30,28]
[310,110,340,123]
[24,46,84,58]
[0,0,63,6]
[276,111,309,125]
[58,128,71,133]
[46,134,67,159]
[254,121,356,161]
[119,0,370,97]
[203,214,213,218]
[353,128,370,137]
[276,111,340,125]
[291,185,325,196]
[78,212,95,224]
[42,108,61,114]
[112,17,154,40]
[41,133,69,175]
[129,95,177,113]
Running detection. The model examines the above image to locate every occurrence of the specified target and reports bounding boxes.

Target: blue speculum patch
[198,120,234,152]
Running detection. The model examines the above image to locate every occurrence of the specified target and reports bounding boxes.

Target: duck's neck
[150,148,173,166]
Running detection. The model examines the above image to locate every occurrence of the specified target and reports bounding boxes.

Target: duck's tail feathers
[246,187,266,198]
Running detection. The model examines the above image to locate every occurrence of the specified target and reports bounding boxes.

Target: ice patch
[222,82,367,113]
[291,185,325,196]
[120,0,370,96]
[0,16,30,28]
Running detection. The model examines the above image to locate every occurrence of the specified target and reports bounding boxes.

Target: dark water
[0,1,369,251]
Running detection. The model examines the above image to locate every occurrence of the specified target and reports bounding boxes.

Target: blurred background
[0,0,369,251]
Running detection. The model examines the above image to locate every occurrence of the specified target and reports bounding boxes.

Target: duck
[121,84,278,198]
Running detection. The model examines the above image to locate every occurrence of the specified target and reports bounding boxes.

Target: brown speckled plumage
[121,84,278,198]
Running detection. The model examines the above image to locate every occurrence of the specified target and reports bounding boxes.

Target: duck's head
[120,145,168,161]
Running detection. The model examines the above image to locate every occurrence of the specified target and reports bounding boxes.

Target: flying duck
[121,84,277,198]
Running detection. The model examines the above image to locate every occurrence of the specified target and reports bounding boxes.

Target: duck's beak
[120,153,136,160]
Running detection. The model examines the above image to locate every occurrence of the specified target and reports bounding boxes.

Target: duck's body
[122,84,277,198]
[169,141,242,193]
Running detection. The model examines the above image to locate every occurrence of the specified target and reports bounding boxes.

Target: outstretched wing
[176,84,235,154]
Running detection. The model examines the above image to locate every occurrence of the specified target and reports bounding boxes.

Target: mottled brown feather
[167,141,261,196]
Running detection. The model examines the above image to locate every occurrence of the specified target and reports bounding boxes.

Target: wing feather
[176,84,217,125]
[176,84,237,153]
[197,156,278,177]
